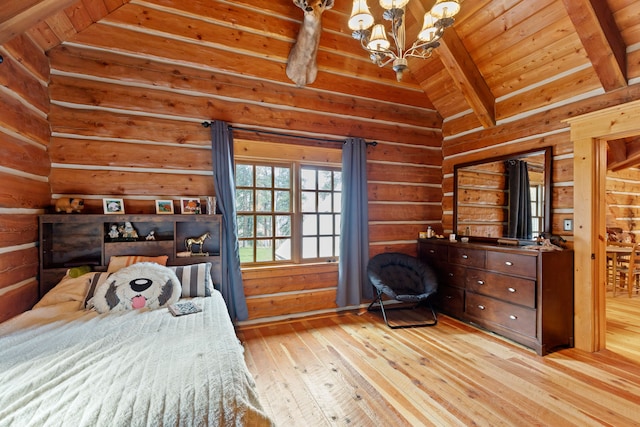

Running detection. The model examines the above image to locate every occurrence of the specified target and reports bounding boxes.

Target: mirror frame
[453,147,553,242]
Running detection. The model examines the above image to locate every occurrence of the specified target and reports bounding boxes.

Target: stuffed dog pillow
[92,262,181,313]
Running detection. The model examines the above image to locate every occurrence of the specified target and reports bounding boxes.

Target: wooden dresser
[418,239,574,355]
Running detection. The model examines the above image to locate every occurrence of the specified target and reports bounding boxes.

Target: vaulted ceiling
[2,0,640,167]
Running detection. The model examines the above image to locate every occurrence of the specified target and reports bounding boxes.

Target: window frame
[235,158,341,266]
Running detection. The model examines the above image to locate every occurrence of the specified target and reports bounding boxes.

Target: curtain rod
[201,121,377,146]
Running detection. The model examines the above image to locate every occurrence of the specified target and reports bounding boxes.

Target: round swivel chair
[366,252,438,329]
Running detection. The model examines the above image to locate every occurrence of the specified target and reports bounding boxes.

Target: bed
[0,263,274,427]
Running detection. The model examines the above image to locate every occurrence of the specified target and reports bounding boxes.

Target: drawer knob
[505,261,513,266]
[445,295,453,300]
[429,249,435,254]
[478,305,485,310]
[508,287,516,293]
[509,315,517,320]
[448,272,454,277]
[477,280,485,285]
[462,254,468,259]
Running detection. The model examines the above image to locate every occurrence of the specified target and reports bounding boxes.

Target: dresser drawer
[448,246,485,268]
[486,251,536,278]
[465,293,536,337]
[419,241,448,263]
[466,270,535,308]
[440,264,467,288]
[434,285,464,319]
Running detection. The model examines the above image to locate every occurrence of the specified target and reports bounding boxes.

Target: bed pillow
[106,255,169,273]
[170,262,213,297]
[35,273,93,309]
[84,272,113,309]
[92,262,181,313]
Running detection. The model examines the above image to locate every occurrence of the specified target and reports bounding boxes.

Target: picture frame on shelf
[103,198,125,214]
[155,200,174,214]
[180,198,201,214]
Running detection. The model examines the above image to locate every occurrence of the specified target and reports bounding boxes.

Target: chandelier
[348,0,460,81]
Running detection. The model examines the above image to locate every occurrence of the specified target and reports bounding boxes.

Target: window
[236,161,341,265]
[530,184,544,236]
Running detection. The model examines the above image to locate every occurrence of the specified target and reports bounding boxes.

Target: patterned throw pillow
[169,262,214,297]
[92,262,182,313]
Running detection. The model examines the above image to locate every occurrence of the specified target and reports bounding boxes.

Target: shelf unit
[39,214,222,297]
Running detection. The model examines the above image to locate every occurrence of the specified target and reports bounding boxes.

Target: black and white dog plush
[93,262,181,313]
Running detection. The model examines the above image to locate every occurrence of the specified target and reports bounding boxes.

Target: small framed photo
[155,200,174,215]
[180,198,201,214]
[103,198,125,214]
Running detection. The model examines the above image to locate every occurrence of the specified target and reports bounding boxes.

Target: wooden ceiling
[2,0,640,166]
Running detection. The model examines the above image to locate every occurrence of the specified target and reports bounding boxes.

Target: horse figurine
[185,232,211,254]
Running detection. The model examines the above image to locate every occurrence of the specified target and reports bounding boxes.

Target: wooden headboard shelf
[39,214,222,297]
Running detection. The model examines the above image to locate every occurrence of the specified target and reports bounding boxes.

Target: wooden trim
[565,99,640,351]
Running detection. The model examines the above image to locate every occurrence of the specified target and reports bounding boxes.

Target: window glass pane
[335,215,341,233]
[237,215,254,238]
[301,191,316,212]
[238,240,254,263]
[236,189,254,211]
[334,171,342,191]
[318,192,332,212]
[274,167,290,188]
[334,236,340,257]
[303,214,317,236]
[318,170,332,190]
[301,169,316,190]
[333,193,341,212]
[275,238,291,260]
[256,166,272,188]
[256,240,273,262]
[319,214,333,234]
[276,215,291,237]
[236,164,253,187]
[319,236,333,257]
[256,190,272,212]
[302,237,318,258]
[256,215,273,237]
[275,190,290,212]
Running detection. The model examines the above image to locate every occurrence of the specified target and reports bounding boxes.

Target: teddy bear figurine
[55,197,84,213]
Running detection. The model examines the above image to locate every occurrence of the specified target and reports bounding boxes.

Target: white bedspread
[0,291,273,427]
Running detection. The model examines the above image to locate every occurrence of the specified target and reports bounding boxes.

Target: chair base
[367,293,438,329]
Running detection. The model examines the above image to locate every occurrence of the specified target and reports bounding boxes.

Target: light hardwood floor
[239,304,640,426]
[606,294,640,363]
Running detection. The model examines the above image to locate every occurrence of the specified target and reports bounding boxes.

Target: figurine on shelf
[145,230,156,241]
[108,224,120,240]
[119,222,139,240]
[185,232,210,255]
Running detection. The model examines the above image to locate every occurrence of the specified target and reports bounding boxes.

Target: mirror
[454,147,552,241]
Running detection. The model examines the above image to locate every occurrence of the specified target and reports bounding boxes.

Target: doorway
[566,99,640,352]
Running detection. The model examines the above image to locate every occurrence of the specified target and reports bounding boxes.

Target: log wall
[606,167,640,240]
[41,25,441,321]
[0,34,51,323]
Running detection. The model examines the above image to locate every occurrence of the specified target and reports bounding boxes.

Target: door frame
[566,99,640,351]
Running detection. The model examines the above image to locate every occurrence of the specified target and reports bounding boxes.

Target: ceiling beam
[562,0,627,92]
[436,28,496,128]
[608,138,640,171]
[0,0,80,45]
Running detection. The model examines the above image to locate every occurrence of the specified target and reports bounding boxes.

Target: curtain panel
[210,120,249,321]
[337,138,372,307]
[506,159,533,240]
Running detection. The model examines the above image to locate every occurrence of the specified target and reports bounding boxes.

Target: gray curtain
[506,159,533,239]
[337,137,372,306]
[210,120,249,321]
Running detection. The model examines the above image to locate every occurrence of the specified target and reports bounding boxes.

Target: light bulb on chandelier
[348,0,460,81]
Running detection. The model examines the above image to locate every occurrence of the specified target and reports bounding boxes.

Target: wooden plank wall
[37,3,442,322]
[0,34,51,323]
[441,84,640,247]
[606,167,640,240]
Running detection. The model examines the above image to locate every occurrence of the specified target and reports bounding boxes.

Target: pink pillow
[107,255,168,273]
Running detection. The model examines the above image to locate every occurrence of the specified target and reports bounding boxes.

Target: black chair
[366,252,438,329]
